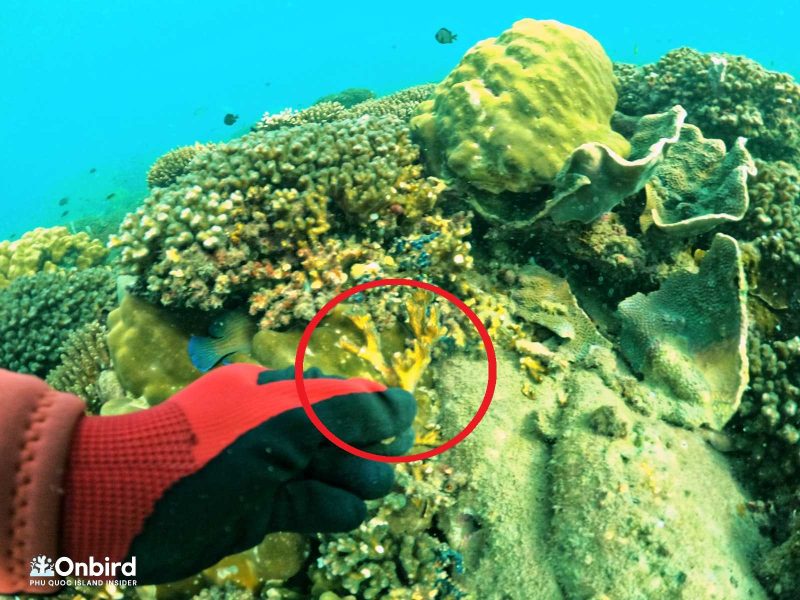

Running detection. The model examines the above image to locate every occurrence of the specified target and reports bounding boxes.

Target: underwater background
[3,1,800,599]
[1,0,799,240]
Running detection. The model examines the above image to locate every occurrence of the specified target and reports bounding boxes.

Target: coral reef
[730,335,800,485]
[618,234,748,429]
[148,143,216,189]
[112,114,466,329]
[310,462,466,599]
[412,18,629,193]
[46,320,112,413]
[538,105,756,237]
[0,226,107,287]
[615,48,800,164]
[729,159,800,310]
[106,293,203,404]
[0,267,117,376]
[255,84,434,131]
[314,87,375,108]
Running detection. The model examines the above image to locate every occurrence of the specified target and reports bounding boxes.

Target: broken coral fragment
[511,265,611,362]
[617,233,748,429]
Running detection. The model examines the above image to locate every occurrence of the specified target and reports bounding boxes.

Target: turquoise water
[1,0,798,240]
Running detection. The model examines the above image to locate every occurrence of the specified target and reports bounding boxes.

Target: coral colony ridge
[3,16,800,600]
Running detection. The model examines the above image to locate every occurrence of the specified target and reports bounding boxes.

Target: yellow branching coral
[337,291,447,393]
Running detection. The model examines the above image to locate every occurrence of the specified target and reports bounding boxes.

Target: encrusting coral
[147,142,216,189]
[412,18,629,193]
[615,48,800,164]
[0,226,107,287]
[112,114,470,329]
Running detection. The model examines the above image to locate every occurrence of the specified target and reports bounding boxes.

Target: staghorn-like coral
[412,18,629,193]
[255,84,435,131]
[112,115,467,329]
[0,226,108,287]
[0,267,117,376]
[147,142,217,189]
[615,48,800,164]
[46,320,112,413]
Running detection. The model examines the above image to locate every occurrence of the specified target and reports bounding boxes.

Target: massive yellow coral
[412,18,630,193]
[106,294,203,405]
[0,226,107,287]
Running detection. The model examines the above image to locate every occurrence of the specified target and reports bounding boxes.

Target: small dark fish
[58,197,69,206]
[189,311,256,372]
[223,113,239,126]
[89,167,96,174]
[435,27,457,44]
[61,210,69,217]
[106,192,116,200]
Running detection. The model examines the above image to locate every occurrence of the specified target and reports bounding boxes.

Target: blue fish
[189,311,256,372]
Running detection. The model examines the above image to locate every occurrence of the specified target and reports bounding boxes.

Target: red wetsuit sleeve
[0,369,86,594]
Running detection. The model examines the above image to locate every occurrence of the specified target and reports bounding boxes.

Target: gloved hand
[62,363,416,584]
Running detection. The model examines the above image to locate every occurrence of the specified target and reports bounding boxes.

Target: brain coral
[411,18,630,193]
[111,115,468,328]
[615,48,800,163]
[0,267,117,376]
[0,226,107,287]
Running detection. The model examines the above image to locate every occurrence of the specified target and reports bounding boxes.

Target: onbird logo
[30,555,55,577]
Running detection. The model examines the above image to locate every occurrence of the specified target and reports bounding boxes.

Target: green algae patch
[412,18,628,194]
[618,234,748,429]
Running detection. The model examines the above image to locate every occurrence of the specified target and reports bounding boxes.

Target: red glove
[0,363,415,591]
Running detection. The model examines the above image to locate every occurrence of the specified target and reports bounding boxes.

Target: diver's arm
[0,363,415,593]
[0,369,85,594]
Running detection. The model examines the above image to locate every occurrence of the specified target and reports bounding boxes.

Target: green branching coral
[0,226,108,287]
[255,84,434,131]
[112,115,467,328]
[147,142,216,189]
[46,320,111,413]
[412,18,629,193]
[0,267,117,376]
[615,48,800,163]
